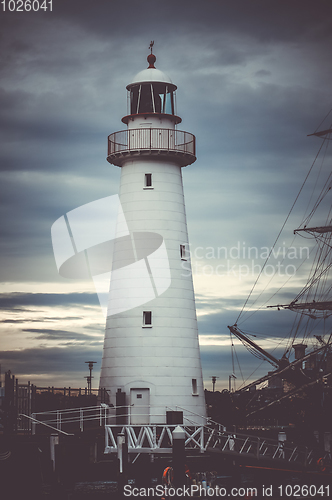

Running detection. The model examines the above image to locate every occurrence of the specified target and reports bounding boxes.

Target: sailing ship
[226,116,332,421]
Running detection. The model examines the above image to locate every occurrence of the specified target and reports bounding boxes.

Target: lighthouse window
[130,84,175,115]
[139,85,154,113]
[144,173,153,188]
[180,244,187,260]
[165,92,173,115]
[192,379,198,395]
[130,87,140,114]
[159,88,174,115]
[143,311,152,327]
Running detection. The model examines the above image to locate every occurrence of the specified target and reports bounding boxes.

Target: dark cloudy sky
[1,0,332,391]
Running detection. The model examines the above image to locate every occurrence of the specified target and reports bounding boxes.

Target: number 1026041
[1,0,52,11]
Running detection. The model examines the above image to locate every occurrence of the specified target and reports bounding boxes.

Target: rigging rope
[234,346,245,387]
[238,245,314,325]
[314,108,332,134]
[235,137,327,325]
[300,135,331,227]
[230,329,235,376]
[236,334,288,390]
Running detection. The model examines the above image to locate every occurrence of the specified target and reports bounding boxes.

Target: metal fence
[108,128,195,157]
[28,405,110,435]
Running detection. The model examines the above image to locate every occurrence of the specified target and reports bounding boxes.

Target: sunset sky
[1,0,332,391]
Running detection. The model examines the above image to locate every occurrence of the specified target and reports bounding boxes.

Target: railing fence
[108,128,195,157]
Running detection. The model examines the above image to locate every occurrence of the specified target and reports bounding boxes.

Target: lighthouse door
[130,388,150,424]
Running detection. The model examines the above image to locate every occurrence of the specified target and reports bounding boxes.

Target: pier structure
[99,48,206,426]
[26,404,321,472]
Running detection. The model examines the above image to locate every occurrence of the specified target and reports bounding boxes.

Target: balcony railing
[107,128,196,167]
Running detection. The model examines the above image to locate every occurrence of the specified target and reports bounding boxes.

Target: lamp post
[85,361,96,395]
[211,376,218,392]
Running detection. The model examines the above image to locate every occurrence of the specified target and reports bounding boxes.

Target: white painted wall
[100,71,206,426]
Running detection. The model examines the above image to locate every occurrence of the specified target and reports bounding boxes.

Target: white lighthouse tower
[100,46,206,426]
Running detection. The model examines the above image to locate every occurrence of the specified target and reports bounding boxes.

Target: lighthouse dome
[127,68,176,91]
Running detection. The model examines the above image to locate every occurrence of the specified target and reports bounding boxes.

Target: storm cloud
[1,0,332,390]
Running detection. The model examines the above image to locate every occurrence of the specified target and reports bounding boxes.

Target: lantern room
[122,52,182,126]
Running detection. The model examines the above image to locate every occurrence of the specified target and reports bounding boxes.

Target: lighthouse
[100,46,206,426]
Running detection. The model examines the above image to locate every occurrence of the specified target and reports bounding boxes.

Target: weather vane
[149,40,154,54]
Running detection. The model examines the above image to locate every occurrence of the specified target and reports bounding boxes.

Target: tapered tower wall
[100,53,206,425]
